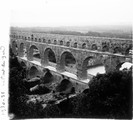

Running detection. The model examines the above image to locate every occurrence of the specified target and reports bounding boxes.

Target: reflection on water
[87,66,105,76]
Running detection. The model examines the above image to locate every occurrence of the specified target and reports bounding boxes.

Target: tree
[63,70,132,118]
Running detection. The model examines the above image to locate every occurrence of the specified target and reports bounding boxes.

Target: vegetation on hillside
[11,26,132,39]
[49,30,131,39]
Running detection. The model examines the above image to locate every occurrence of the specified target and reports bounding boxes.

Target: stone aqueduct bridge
[10,30,132,80]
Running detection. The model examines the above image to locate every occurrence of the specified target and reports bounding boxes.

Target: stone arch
[19,42,26,57]
[35,38,37,42]
[81,56,94,79]
[125,44,132,55]
[31,34,34,40]
[91,44,97,50]
[28,66,40,79]
[12,41,18,55]
[42,48,56,66]
[74,42,78,48]
[66,41,70,47]
[59,51,76,73]
[43,38,45,43]
[113,46,121,53]
[82,43,86,49]
[55,79,74,93]
[28,45,41,61]
[102,42,109,52]
[20,61,26,68]
[31,35,34,41]
[60,40,63,45]
[54,40,57,45]
[31,37,33,41]
[25,37,27,40]
[48,39,51,44]
[39,38,41,42]
[102,45,109,52]
[28,37,31,40]
[78,54,105,80]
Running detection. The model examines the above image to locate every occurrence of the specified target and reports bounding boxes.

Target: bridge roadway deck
[18,56,90,85]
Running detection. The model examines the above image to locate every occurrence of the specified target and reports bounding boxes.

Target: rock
[29,84,51,95]
[23,77,41,89]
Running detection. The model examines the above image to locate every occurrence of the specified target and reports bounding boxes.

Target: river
[87,65,105,76]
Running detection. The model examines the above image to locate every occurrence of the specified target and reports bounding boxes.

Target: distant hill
[11,25,132,39]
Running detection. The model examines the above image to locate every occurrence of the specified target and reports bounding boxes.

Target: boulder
[29,84,50,94]
[23,77,41,89]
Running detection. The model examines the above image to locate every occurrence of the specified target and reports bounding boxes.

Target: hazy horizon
[11,24,132,34]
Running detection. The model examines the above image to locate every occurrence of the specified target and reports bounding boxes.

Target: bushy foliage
[9,53,28,115]
[11,27,132,39]
[9,50,45,118]
[13,95,47,119]
[89,70,132,118]
[9,49,61,118]
[67,70,132,118]
[42,104,61,118]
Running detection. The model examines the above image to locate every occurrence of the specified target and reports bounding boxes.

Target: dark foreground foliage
[9,48,132,119]
[68,70,132,118]
[9,49,27,116]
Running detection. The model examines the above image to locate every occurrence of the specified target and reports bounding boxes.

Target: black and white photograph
[0,0,132,119]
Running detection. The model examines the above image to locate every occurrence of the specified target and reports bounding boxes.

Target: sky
[10,0,133,27]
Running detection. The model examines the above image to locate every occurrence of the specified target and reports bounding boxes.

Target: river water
[87,65,105,76]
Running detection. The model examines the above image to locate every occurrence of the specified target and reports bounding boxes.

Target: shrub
[61,70,132,118]
[86,70,132,118]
